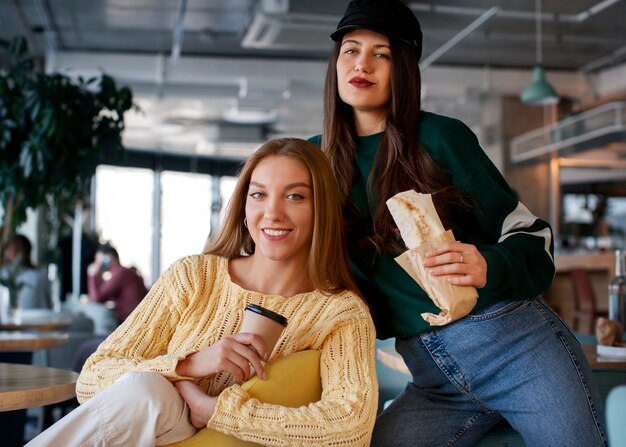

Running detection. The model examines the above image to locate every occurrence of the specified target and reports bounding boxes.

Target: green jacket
[309,112,555,338]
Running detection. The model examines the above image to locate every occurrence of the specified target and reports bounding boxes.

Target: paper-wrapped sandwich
[386,190,478,326]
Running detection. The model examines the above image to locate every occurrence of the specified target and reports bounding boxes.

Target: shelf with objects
[510,101,626,164]
[508,101,626,331]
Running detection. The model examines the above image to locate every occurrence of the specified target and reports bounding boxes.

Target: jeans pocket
[463,299,527,322]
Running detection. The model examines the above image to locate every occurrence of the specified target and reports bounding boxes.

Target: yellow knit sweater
[77,254,378,446]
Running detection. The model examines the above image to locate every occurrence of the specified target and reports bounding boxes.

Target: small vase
[0,285,21,324]
[8,295,21,324]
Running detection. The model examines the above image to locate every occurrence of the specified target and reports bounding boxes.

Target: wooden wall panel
[501,96,551,220]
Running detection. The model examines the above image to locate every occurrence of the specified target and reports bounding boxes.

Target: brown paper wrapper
[395,230,478,326]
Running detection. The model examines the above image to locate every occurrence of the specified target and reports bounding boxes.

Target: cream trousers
[26,372,198,447]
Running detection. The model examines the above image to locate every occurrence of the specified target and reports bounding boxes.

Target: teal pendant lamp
[522,66,559,105]
[521,0,559,105]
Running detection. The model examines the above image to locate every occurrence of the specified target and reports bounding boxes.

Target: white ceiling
[1,0,626,161]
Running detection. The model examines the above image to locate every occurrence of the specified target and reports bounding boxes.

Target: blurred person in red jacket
[87,243,148,323]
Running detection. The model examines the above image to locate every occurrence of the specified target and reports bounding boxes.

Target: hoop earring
[243,218,248,228]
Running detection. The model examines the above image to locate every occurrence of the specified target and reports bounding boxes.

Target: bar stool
[570,268,608,334]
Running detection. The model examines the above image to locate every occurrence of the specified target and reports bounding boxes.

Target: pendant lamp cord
[536,0,542,65]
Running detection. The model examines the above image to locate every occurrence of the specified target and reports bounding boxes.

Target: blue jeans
[371,298,608,446]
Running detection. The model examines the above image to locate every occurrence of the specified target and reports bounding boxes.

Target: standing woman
[26,138,377,446]
[310,0,607,446]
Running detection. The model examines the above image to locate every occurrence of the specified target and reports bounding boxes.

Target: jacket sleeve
[470,159,554,298]
[76,258,196,403]
[208,303,378,447]
[436,117,555,299]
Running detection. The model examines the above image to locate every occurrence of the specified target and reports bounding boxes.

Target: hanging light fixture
[521,0,559,105]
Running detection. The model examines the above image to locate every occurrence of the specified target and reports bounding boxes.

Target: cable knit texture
[77,254,378,446]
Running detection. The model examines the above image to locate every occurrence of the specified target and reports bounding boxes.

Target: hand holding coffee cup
[239,304,288,361]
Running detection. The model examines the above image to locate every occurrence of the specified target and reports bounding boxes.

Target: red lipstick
[349,77,374,88]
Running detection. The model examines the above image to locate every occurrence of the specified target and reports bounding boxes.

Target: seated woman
[2,233,51,309]
[26,138,378,446]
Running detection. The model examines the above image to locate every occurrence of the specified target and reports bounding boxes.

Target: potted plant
[0,36,135,261]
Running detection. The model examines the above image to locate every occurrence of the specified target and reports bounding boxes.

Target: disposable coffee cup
[240,304,288,359]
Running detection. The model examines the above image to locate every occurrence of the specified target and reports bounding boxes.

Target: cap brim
[331,24,416,47]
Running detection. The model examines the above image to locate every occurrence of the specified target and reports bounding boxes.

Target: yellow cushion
[164,350,322,447]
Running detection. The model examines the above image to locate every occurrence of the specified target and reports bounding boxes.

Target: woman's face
[336,28,392,116]
[4,243,17,263]
[245,155,314,266]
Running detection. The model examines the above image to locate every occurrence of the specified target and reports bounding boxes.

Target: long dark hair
[322,38,472,254]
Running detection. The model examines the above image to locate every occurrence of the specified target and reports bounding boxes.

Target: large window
[219,176,238,223]
[561,192,626,251]
[94,166,154,283]
[94,165,239,285]
[160,171,212,272]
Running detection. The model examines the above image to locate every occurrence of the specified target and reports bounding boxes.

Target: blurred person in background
[87,243,148,324]
[1,233,51,309]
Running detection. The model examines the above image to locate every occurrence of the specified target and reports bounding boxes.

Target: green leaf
[0,37,136,234]
[19,144,33,177]
[9,37,28,61]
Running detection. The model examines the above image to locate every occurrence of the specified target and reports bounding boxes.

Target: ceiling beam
[409,0,624,23]
[171,0,188,62]
[420,7,499,70]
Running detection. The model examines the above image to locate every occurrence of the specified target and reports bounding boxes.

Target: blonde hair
[203,138,358,295]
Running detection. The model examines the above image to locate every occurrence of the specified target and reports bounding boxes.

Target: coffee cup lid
[245,304,288,326]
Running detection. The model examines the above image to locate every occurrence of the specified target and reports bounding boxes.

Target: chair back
[62,301,117,335]
[571,268,597,313]
[46,312,95,370]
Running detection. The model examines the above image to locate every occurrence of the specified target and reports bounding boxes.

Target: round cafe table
[582,344,626,369]
[0,363,79,412]
[0,331,69,352]
[0,315,72,331]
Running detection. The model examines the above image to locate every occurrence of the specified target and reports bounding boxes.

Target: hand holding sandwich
[423,241,487,289]
[387,190,479,326]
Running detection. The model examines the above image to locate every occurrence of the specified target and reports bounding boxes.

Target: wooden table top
[582,344,626,369]
[0,332,69,351]
[0,363,79,411]
[377,344,626,376]
[0,316,72,331]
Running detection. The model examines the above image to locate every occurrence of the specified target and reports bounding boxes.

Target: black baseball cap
[331,0,423,59]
